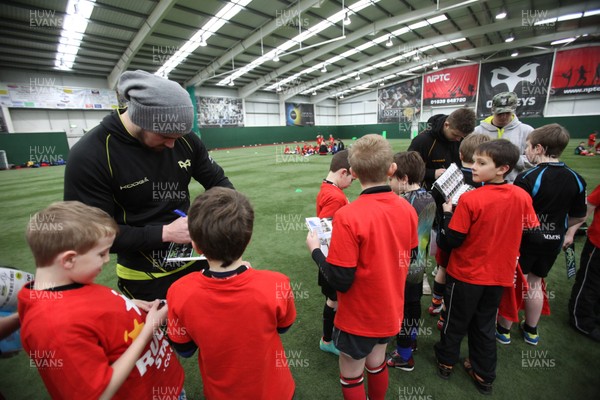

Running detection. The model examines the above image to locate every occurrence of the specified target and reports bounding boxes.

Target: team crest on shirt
[178,159,191,170]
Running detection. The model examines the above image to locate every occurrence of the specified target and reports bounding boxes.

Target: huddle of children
[18,123,589,399]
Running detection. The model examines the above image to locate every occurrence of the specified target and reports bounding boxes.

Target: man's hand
[434,168,447,179]
[162,217,191,243]
[306,230,320,252]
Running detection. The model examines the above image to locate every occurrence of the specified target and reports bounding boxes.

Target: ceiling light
[321,64,327,73]
[496,10,507,19]
[550,37,576,45]
[355,74,360,80]
[343,12,351,25]
[339,94,344,99]
[505,36,514,43]
[199,36,207,47]
[312,91,317,96]
[263,3,450,92]
[273,52,280,62]
[511,51,519,57]
[228,79,235,86]
[557,12,583,21]
[386,35,393,47]
[54,0,96,71]
[432,63,439,70]
[413,53,420,61]
[379,81,385,86]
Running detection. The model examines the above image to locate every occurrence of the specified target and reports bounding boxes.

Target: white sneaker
[422,274,432,295]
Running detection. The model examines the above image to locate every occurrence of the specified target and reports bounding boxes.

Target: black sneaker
[411,339,418,352]
[386,351,415,371]
[437,361,453,380]
[463,358,492,395]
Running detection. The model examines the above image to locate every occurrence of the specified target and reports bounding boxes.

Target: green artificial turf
[0,139,599,399]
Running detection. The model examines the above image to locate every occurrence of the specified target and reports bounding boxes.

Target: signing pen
[173,209,187,218]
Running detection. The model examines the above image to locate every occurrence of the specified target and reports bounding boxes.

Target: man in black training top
[64,70,233,301]
[408,108,476,190]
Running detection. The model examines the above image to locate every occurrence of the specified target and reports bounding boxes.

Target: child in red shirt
[307,134,418,400]
[434,139,539,395]
[167,187,296,400]
[315,149,353,355]
[569,184,600,342]
[19,201,183,400]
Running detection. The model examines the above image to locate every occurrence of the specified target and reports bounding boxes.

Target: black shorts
[118,260,207,300]
[332,328,393,360]
[318,270,337,301]
[519,251,560,278]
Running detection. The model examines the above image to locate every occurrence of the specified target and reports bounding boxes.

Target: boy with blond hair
[316,149,353,355]
[430,134,491,329]
[307,134,418,400]
[167,187,296,400]
[19,201,183,400]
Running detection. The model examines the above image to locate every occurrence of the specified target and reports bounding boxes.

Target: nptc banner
[477,53,553,118]
[378,77,422,123]
[551,47,600,97]
[423,64,479,106]
[285,103,315,126]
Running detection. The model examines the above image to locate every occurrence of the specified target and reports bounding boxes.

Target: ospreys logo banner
[477,53,553,118]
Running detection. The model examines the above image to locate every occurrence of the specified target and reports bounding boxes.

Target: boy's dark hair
[459,134,491,163]
[330,149,350,172]
[393,151,425,185]
[527,123,570,158]
[446,108,476,135]
[188,187,254,268]
[475,139,520,176]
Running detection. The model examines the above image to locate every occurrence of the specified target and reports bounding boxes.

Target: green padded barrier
[0,132,69,166]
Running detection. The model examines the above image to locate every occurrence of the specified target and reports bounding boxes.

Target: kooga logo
[120,177,149,190]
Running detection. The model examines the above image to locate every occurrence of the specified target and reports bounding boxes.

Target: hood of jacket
[424,114,449,141]
[477,114,524,134]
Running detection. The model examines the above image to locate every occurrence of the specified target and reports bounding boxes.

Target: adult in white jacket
[474,92,534,182]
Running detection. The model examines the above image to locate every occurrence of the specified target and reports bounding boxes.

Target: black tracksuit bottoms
[569,239,600,336]
[434,273,504,383]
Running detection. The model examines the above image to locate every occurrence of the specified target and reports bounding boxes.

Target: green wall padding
[199,123,410,149]
[521,115,600,138]
[198,115,599,149]
[0,132,69,166]
[199,125,340,149]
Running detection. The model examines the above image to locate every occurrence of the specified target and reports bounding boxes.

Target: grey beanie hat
[118,70,194,135]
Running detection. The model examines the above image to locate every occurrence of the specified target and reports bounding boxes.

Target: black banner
[477,53,553,118]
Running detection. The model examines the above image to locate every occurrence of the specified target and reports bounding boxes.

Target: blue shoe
[319,338,340,355]
[520,321,539,346]
[495,329,511,345]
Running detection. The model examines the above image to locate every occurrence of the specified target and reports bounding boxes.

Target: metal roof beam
[107,0,178,89]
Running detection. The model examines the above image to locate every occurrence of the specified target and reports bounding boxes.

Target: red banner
[423,64,479,106]
[551,47,600,96]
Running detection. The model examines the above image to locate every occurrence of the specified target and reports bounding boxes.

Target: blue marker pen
[173,209,187,218]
